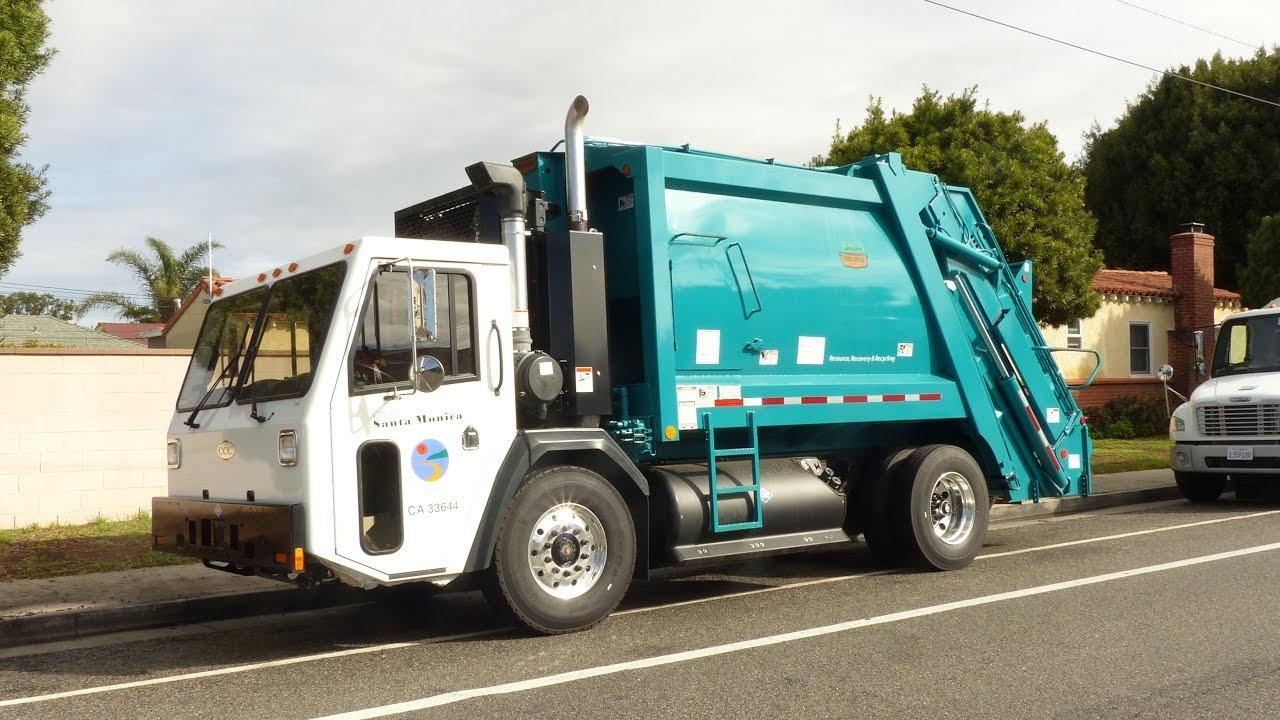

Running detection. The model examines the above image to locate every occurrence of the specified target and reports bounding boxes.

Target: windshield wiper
[184,359,239,429]
[245,360,273,424]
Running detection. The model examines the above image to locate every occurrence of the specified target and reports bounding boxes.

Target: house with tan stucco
[1042,224,1242,407]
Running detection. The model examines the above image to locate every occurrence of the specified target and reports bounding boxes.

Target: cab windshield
[176,263,346,411]
[1212,315,1280,378]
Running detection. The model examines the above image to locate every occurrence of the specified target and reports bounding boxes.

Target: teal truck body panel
[521,143,1090,503]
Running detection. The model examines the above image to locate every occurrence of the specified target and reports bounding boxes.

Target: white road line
[976,509,1280,560]
[0,629,495,709]
[314,541,1280,720]
[3,506,1277,707]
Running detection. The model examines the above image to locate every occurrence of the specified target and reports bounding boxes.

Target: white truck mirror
[413,354,445,393]
[413,268,438,342]
[1158,364,1174,382]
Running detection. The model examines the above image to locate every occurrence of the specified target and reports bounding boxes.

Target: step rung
[714,519,764,532]
[712,485,760,496]
[714,448,757,458]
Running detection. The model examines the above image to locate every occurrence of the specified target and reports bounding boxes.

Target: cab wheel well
[530,449,649,579]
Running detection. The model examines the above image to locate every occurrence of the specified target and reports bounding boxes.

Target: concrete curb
[0,582,368,650]
[991,485,1181,522]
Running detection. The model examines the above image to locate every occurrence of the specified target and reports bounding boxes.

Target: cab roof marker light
[342,243,355,254]
[288,262,298,272]
[257,272,267,282]
[272,267,282,278]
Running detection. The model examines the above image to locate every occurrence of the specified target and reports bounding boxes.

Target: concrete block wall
[0,348,191,529]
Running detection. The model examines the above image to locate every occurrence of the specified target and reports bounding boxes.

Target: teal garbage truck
[153,96,1093,634]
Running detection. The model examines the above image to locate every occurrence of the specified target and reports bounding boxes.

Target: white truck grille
[1197,403,1280,437]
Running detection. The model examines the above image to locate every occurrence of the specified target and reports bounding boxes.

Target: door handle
[489,320,504,396]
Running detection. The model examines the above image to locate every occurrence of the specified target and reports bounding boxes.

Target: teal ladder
[703,410,764,532]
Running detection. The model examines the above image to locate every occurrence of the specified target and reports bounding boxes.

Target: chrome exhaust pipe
[565,95,589,231]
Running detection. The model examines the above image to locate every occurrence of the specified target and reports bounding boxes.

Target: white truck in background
[1169,305,1280,501]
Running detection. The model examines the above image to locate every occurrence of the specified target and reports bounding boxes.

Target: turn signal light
[293,547,305,573]
[274,552,287,565]
[154,535,166,546]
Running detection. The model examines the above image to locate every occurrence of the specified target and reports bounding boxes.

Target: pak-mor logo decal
[411,438,450,481]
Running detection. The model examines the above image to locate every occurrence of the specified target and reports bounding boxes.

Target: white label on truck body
[1046,407,1061,424]
[897,342,914,358]
[575,367,593,393]
[796,336,826,365]
[696,329,721,365]
[758,349,779,366]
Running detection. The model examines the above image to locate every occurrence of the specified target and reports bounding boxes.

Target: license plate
[1227,447,1254,461]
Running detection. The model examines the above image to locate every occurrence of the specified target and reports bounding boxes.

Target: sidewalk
[1,469,1178,648]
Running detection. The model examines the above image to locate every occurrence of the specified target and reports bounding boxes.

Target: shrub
[1085,394,1167,438]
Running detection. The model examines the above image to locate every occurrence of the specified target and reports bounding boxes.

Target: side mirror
[413,354,445,393]
[1158,364,1174,382]
[413,268,438,342]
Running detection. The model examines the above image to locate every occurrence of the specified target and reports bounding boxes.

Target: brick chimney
[1169,222,1215,395]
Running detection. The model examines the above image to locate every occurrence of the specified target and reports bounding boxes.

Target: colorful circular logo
[411,439,449,482]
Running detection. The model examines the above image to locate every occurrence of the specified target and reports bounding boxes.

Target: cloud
[9,0,1272,325]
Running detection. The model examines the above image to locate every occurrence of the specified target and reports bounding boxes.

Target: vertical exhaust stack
[565,95,590,231]
[465,161,531,353]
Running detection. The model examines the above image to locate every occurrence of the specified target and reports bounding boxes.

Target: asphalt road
[2,497,1279,719]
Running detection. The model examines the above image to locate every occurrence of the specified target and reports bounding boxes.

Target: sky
[4,0,1277,327]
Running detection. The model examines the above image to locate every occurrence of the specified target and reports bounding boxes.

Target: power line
[1113,0,1256,50]
[920,0,1280,109]
[0,280,149,299]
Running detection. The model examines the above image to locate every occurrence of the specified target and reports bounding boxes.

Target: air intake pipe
[565,95,589,231]
[465,161,531,353]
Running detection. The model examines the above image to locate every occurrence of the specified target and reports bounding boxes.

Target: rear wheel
[1175,471,1226,503]
[854,447,915,564]
[893,445,989,571]
[487,465,635,634]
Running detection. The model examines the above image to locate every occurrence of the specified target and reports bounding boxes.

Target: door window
[351,268,476,392]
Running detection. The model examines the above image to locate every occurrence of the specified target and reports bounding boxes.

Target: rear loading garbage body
[154,98,1092,633]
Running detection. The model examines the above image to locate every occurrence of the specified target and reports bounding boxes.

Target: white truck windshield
[177,263,346,412]
[1212,314,1280,378]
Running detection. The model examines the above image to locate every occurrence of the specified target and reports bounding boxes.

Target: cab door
[331,252,515,581]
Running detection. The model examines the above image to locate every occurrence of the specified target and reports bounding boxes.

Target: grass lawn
[1091,437,1171,474]
[0,511,196,582]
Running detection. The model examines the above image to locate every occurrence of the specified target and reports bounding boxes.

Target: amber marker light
[154,535,166,546]
[274,552,287,565]
[288,262,298,272]
[342,243,355,254]
[258,273,267,282]
[293,548,306,572]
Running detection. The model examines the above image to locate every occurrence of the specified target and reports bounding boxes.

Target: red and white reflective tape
[712,392,942,408]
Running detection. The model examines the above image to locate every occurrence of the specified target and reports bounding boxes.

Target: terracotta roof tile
[1091,268,1240,302]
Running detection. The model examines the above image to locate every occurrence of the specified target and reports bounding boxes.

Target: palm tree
[81,237,222,323]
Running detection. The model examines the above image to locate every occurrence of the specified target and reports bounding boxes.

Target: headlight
[167,439,181,469]
[278,430,298,467]
[1171,416,1185,433]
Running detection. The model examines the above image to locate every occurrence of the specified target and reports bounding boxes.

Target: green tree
[1082,50,1280,294]
[0,289,78,318]
[0,0,53,278]
[1238,214,1280,308]
[815,87,1101,326]
[81,237,221,323]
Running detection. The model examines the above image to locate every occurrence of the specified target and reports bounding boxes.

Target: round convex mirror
[1157,363,1174,382]
[413,354,446,393]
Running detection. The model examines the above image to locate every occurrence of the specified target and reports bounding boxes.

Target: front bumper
[1171,443,1280,475]
[151,497,304,573]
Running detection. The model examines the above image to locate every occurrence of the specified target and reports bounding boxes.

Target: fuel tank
[647,457,848,563]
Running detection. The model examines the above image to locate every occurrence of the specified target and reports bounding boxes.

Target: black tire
[488,465,635,634]
[1175,471,1226,503]
[893,444,990,571]
[854,447,916,565]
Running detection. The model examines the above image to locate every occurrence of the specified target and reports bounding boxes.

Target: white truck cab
[1170,305,1280,501]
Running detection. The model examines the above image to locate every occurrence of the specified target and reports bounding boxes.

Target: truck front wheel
[488,465,635,634]
[1175,471,1226,503]
[894,445,990,571]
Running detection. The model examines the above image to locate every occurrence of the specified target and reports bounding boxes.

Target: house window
[1066,319,1082,350]
[1129,322,1151,375]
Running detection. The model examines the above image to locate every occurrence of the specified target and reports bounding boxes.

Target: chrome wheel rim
[930,471,976,545]
[527,502,606,599]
